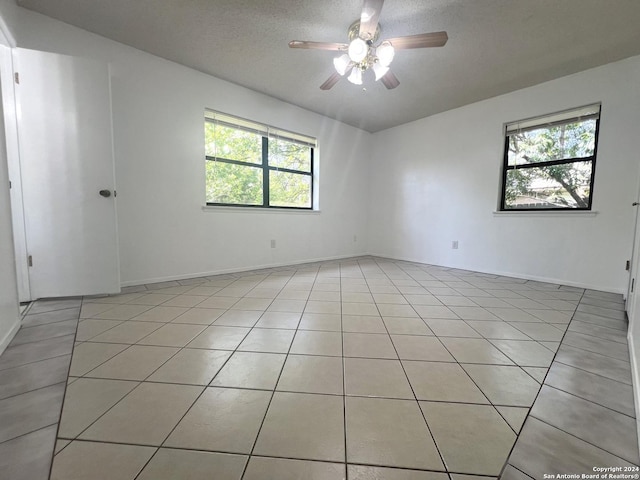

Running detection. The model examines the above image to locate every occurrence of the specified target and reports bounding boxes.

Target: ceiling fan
[288,0,448,90]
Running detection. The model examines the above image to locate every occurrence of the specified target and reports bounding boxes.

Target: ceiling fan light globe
[347,67,363,85]
[333,54,352,76]
[377,42,395,67]
[348,38,368,63]
[372,62,389,81]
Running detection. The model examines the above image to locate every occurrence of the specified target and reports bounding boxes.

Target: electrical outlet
[270,239,276,248]
[452,240,459,249]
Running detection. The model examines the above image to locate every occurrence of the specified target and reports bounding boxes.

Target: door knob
[99,189,112,198]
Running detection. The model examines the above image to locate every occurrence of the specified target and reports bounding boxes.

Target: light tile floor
[1,256,638,479]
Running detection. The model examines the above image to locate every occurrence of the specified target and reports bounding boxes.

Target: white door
[628,199,640,321]
[14,48,120,298]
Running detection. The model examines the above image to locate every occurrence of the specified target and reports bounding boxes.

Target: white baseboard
[367,251,625,294]
[120,253,371,287]
[0,316,21,356]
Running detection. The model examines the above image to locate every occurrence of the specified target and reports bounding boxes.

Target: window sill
[492,210,598,217]
[202,205,321,214]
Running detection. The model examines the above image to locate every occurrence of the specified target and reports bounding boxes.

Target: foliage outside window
[205,110,315,209]
[500,104,601,210]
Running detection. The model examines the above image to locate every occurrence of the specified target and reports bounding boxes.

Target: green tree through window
[205,111,315,209]
[501,105,600,210]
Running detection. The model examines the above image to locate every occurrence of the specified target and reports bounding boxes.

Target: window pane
[268,138,312,172]
[507,119,596,166]
[269,171,311,208]
[504,161,593,209]
[206,160,263,205]
[205,121,262,165]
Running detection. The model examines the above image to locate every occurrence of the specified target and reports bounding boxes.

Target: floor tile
[403,361,488,403]
[0,424,57,480]
[255,311,301,329]
[230,297,272,311]
[87,345,179,380]
[342,302,380,316]
[93,304,153,320]
[465,321,529,340]
[568,321,628,344]
[11,319,78,346]
[344,358,414,399]
[290,330,343,356]
[75,319,122,341]
[171,307,224,324]
[298,313,342,331]
[544,361,635,416]
[462,364,540,407]
[413,305,459,319]
[531,385,639,463]
[404,294,442,306]
[509,417,636,478]
[489,340,554,367]
[344,332,398,359]
[391,335,454,361]
[68,342,129,376]
[522,366,547,383]
[499,465,533,480]
[440,338,514,365]
[58,378,138,438]
[187,325,250,350]
[267,298,307,313]
[0,383,65,443]
[244,457,345,480]
[425,319,481,338]
[89,321,164,344]
[147,348,231,385]
[21,307,80,328]
[214,309,262,327]
[28,298,81,314]
[161,294,206,308]
[510,322,565,341]
[254,392,345,462]
[348,465,449,480]
[486,308,540,322]
[449,306,499,321]
[237,328,295,353]
[277,354,344,395]
[382,317,433,335]
[0,334,75,371]
[377,304,419,318]
[554,344,632,384]
[197,296,240,309]
[50,440,155,480]
[136,323,207,347]
[80,303,115,318]
[79,382,202,445]
[420,401,515,476]
[0,354,70,400]
[127,293,177,306]
[137,448,247,480]
[496,405,529,433]
[211,351,286,389]
[346,396,444,470]
[342,315,387,333]
[561,330,629,361]
[165,387,270,453]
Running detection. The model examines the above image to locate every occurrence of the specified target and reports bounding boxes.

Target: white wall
[368,56,640,293]
[9,6,372,286]
[0,4,20,354]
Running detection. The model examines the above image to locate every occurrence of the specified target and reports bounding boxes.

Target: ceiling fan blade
[359,0,384,41]
[289,40,348,51]
[380,70,400,89]
[320,72,342,90]
[386,31,448,49]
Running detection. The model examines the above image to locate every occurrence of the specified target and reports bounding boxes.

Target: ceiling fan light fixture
[376,41,395,67]
[347,67,363,85]
[333,54,352,75]
[372,62,389,81]
[348,37,368,63]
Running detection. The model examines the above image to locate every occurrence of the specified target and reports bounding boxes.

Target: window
[204,110,315,209]
[500,104,601,211]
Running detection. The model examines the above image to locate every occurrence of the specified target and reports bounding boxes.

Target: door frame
[0,17,30,302]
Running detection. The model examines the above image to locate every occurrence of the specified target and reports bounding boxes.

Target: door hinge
[27,255,32,267]
[114,190,117,198]
[14,72,19,84]
[626,260,631,271]
[632,278,635,293]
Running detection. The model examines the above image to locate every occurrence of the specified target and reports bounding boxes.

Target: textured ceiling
[16,0,640,132]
